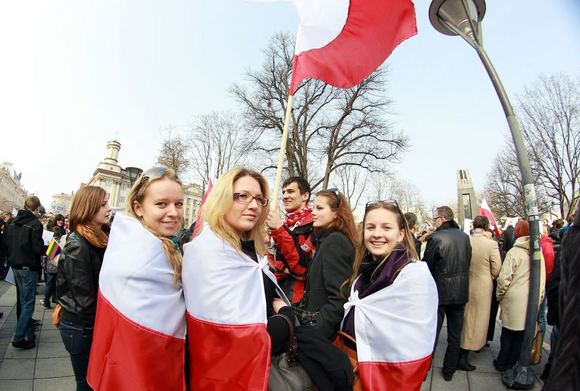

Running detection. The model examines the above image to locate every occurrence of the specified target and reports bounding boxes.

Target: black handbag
[268,314,316,391]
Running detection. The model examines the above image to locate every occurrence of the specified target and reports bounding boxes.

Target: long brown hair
[347,201,418,288]
[315,190,358,249]
[126,167,184,284]
[69,186,108,232]
[202,167,270,257]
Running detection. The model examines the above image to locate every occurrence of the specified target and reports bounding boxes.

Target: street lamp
[429,0,541,388]
[125,167,143,186]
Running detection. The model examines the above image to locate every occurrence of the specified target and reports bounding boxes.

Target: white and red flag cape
[343,261,438,391]
[479,198,501,237]
[289,0,417,94]
[88,213,186,390]
[183,224,287,391]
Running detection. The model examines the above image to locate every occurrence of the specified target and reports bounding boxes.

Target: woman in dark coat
[297,189,358,340]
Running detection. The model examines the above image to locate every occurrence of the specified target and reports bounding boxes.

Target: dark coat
[423,220,472,305]
[299,230,354,340]
[4,209,44,270]
[56,232,106,326]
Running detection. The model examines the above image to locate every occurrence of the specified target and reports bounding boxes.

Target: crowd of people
[0,167,578,391]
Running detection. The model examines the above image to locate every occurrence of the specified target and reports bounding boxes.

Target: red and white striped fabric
[183,224,285,391]
[289,0,417,94]
[343,261,438,391]
[87,213,186,391]
[479,198,501,237]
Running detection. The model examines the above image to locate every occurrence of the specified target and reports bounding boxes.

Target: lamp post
[429,0,541,388]
[125,167,143,186]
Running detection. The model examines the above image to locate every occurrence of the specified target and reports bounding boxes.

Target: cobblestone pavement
[0,280,549,390]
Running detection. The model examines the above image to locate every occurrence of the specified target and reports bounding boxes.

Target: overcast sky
[1,0,579,210]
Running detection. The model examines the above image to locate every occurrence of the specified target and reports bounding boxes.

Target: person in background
[404,212,422,257]
[56,186,111,391]
[297,188,358,341]
[459,216,501,370]
[42,214,66,309]
[494,220,545,372]
[423,206,472,381]
[266,176,315,304]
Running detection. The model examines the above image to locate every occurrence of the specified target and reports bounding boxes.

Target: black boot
[457,348,476,371]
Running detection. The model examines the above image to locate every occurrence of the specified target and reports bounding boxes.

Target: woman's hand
[272,298,287,314]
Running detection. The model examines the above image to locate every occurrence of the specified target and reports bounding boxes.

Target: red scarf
[285,206,313,229]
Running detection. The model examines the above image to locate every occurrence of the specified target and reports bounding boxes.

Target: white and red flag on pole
[289,0,417,94]
[183,224,287,390]
[479,198,501,237]
[88,213,186,390]
[343,261,438,391]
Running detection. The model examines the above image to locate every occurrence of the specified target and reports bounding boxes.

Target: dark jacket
[4,209,44,270]
[299,230,354,340]
[423,220,472,305]
[56,232,106,326]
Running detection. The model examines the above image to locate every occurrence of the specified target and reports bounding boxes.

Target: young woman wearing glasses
[296,188,358,341]
[182,167,298,390]
[339,200,438,391]
[88,167,187,391]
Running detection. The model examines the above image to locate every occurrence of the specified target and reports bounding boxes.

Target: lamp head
[429,0,486,46]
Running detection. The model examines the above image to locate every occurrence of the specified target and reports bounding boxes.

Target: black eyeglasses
[233,191,269,207]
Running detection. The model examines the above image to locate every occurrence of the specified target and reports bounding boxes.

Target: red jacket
[268,209,315,304]
[540,235,555,283]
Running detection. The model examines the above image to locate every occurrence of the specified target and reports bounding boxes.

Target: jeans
[539,297,547,340]
[12,269,38,342]
[435,303,465,376]
[495,327,525,371]
[43,272,57,306]
[60,321,94,391]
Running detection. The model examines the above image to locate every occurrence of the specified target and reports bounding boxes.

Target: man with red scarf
[266,177,315,304]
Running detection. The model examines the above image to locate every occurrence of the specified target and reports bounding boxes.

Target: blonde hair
[125,167,183,284]
[347,202,418,288]
[201,167,270,257]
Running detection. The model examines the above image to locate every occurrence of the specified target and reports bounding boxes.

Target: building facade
[0,162,27,212]
[50,192,74,215]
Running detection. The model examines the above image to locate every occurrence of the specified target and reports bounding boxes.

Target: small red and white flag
[343,261,438,391]
[183,224,286,391]
[88,213,186,391]
[479,198,501,237]
[289,0,417,94]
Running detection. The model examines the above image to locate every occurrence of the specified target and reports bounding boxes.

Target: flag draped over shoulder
[289,0,417,94]
[87,213,186,391]
[479,198,501,237]
[183,224,285,391]
[343,261,438,391]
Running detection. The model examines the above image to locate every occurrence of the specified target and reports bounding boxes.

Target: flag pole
[271,94,295,206]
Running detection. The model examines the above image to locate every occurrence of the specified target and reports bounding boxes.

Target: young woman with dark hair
[297,188,358,341]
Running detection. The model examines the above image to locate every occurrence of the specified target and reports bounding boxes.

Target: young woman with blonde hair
[182,167,299,390]
[338,201,438,391]
[57,186,111,391]
[88,167,187,391]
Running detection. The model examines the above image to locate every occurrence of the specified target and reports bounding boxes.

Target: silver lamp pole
[429,0,541,388]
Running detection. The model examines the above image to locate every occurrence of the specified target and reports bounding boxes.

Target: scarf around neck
[76,224,108,248]
[284,206,313,229]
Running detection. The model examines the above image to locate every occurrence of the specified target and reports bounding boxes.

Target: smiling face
[224,175,264,236]
[133,178,184,237]
[282,182,309,213]
[363,208,405,258]
[312,195,337,228]
[91,196,112,227]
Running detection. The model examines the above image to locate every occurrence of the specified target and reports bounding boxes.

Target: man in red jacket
[266,177,315,304]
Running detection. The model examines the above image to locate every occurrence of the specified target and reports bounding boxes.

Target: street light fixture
[429,0,541,388]
[125,167,143,186]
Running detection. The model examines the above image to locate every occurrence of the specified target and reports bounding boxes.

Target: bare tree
[157,128,191,177]
[334,166,367,211]
[517,73,580,220]
[188,112,253,191]
[231,33,408,191]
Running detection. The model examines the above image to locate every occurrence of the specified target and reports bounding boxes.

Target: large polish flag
[479,198,501,237]
[183,224,287,391]
[343,261,438,391]
[87,213,186,391]
[289,0,417,94]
